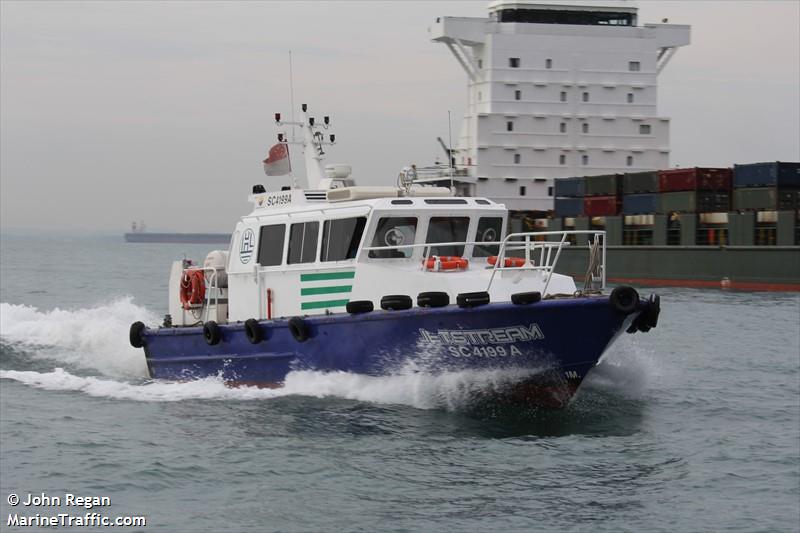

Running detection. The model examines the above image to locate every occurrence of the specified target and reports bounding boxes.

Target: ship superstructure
[430,0,690,210]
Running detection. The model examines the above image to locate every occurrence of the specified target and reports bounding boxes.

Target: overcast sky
[1,1,798,233]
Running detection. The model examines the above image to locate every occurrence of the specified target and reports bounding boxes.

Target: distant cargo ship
[124,222,230,244]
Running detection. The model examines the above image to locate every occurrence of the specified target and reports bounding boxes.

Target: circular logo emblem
[384,228,405,246]
[239,229,255,264]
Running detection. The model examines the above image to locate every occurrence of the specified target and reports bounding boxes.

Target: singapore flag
[262,143,291,176]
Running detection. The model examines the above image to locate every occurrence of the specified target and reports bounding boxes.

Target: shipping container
[622,193,659,215]
[658,167,732,192]
[584,195,619,217]
[659,191,731,214]
[733,187,797,211]
[554,198,584,217]
[554,177,585,198]
[697,192,730,213]
[623,171,659,194]
[584,174,621,196]
[733,162,800,188]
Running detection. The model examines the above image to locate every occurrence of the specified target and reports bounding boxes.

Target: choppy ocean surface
[1,233,798,532]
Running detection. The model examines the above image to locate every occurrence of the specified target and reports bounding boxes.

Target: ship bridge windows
[426,217,470,257]
[321,217,367,262]
[288,222,319,264]
[369,217,418,259]
[496,8,635,26]
[257,224,286,267]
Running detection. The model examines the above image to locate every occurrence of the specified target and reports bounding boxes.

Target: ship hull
[141,296,647,408]
[556,246,800,291]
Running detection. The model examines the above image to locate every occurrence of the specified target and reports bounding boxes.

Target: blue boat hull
[140,295,651,407]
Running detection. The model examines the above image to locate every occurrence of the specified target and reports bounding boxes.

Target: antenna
[289,51,295,142]
[447,110,454,194]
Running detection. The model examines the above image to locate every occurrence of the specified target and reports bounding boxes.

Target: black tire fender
[203,321,222,346]
[609,286,640,315]
[417,291,450,308]
[511,291,542,305]
[381,295,413,311]
[457,291,490,308]
[346,300,374,314]
[244,318,262,344]
[129,321,146,348]
[288,317,310,343]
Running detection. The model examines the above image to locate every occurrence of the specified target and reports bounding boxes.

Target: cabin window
[628,61,641,71]
[514,89,521,101]
[320,217,367,262]
[509,57,520,68]
[426,217,470,257]
[639,124,651,134]
[627,92,634,103]
[545,58,552,69]
[287,221,319,264]
[257,224,286,267]
[369,217,418,258]
[582,123,589,133]
[559,154,566,165]
[560,91,567,102]
[473,217,503,257]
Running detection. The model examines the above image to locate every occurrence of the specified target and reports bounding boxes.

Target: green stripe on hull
[300,285,353,296]
[301,299,350,310]
[300,271,355,282]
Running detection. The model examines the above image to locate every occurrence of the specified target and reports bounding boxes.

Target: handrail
[360,230,606,294]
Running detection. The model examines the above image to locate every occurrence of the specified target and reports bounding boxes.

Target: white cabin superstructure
[430,0,691,210]
[166,104,608,327]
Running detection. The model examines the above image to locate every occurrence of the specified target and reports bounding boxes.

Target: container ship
[426,1,800,291]
[546,162,800,291]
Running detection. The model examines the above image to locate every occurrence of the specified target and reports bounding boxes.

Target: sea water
[1,233,798,532]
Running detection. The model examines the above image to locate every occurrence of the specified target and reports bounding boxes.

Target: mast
[275,103,336,190]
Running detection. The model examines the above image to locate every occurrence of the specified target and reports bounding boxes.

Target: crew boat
[129,105,660,408]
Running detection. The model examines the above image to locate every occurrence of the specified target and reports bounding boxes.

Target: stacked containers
[732,162,800,211]
[583,174,621,216]
[622,171,659,214]
[657,167,732,213]
[554,177,585,217]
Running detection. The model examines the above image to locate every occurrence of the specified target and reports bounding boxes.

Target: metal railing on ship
[362,230,607,295]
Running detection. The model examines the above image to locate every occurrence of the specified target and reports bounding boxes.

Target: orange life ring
[423,256,469,271]
[487,256,526,268]
[180,269,206,310]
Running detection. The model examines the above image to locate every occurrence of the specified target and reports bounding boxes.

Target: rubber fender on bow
[609,286,640,315]
[381,295,413,311]
[639,294,661,330]
[244,318,262,344]
[288,317,309,343]
[346,300,374,314]
[129,321,146,348]
[511,291,542,305]
[203,321,221,346]
[457,291,490,308]
[417,291,450,308]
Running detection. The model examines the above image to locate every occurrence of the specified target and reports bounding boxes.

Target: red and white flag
[262,143,291,176]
